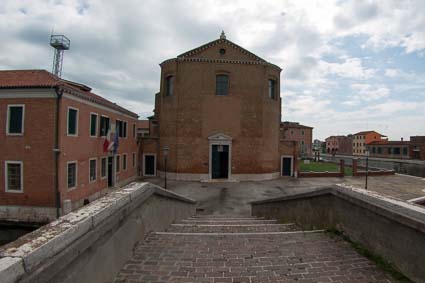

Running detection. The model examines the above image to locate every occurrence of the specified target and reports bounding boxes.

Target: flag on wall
[103,128,113,152]
[103,128,119,153]
[113,130,119,153]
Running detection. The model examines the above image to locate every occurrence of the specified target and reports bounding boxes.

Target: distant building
[325,135,345,154]
[281,122,313,158]
[367,140,410,159]
[312,139,323,152]
[410,136,425,160]
[339,135,354,155]
[353,131,386,156]
[0,70,139,222]
[137,119,149,138]
[366,136,425,160]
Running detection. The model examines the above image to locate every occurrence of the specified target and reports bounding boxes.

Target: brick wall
[156,43,282,176]
[281,126,313,158]
[58,96,139,204]
[0,97,56,207]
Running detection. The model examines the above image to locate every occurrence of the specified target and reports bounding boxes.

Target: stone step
[188,216,264,220]
[167,223,300,233]
[114,230,393,282]
[180,219,278,225]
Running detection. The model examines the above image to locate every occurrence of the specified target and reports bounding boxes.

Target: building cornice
[160,57,281,71]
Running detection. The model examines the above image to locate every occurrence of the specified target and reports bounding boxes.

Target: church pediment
[208,133,233,141]
[177,31,273,65]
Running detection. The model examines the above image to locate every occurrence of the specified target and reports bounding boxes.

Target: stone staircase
[114,215,394,282]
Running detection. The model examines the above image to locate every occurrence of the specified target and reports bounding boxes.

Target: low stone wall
[324,153,425,177]
[298,172,343,178]
[353,170,396,176]
[0,175,140,224]
[251,185,425,282]
[0,182,196,283]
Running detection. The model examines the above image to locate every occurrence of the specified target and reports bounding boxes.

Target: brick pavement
[114,216,394,283]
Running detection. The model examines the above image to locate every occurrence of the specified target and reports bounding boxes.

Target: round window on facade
[219,48,226,55]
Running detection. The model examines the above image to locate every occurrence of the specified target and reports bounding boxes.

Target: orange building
[0,70,139,222]
[353,131,386,156]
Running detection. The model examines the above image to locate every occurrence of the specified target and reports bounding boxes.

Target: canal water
[0,221,42,246]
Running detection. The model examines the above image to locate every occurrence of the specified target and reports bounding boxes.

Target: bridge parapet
[251,184,425,282]
[0,182,196,283]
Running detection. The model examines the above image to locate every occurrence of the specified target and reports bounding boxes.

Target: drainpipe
[54,86,63,219]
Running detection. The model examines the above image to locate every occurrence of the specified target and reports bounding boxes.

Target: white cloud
[0,0,424,140]
[384,68,399,78]
[350,83,390,101]
[321,57,376,80]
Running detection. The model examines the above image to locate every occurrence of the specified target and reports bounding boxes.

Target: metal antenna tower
[50,34,70,77]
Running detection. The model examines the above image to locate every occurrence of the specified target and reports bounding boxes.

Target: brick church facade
[140,33,298,181]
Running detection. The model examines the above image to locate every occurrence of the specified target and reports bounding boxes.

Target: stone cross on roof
[220,30,226,39]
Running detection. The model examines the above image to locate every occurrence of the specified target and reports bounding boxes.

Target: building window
[100,116,110,137]
[101,157,107,179]
[116,120,127,138]
[165,76,174,96]
[67,162,77,189]
[268,79,276,99]
[90,113,98,137]
[403,147,408,155]
[67,107,78,136]
[301,130,305,136]
[5,161,23,192]
[123,154,127,171]
[372,147,376,154]
[377,147,382,154]
[216,74,229,96]
[394,147,401,155]
[7,105,25,135]
[116,155,120,172]
[89,159,97,182]
[133,123,136,138]
[132,152,136,168]
[388,148,392,154]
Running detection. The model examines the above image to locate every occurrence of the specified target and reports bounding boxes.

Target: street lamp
[365,149,370,190]
[163,146,169,189]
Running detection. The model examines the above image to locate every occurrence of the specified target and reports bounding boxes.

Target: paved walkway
[144,175,425,216]
[114,216,395,282]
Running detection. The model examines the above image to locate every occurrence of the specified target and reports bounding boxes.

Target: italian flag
[103,128,115,152]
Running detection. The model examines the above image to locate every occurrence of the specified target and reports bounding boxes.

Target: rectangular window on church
[166,76,174,96]
[268,79,276,99]
[216,74,228,96]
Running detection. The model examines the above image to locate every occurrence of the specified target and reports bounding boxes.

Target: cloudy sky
[1,0,424,140]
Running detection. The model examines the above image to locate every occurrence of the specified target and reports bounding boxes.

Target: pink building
[325,135,345,154]
[280,122,313,158]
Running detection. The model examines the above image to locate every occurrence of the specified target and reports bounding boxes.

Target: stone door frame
[208,133,232,180]
[281,155,294,177]
[142,153,157,177]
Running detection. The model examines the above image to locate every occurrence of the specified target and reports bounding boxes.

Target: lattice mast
[50,34,70,77]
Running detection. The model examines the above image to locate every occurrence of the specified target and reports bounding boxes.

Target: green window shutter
[9,106,23,134]
[90,114,97,136]
[68,109,77,135]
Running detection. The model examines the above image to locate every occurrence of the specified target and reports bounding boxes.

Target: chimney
[401,137,404,142]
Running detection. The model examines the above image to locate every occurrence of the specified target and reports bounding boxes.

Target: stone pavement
[144,174,425,216]
[114,216,395,283]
